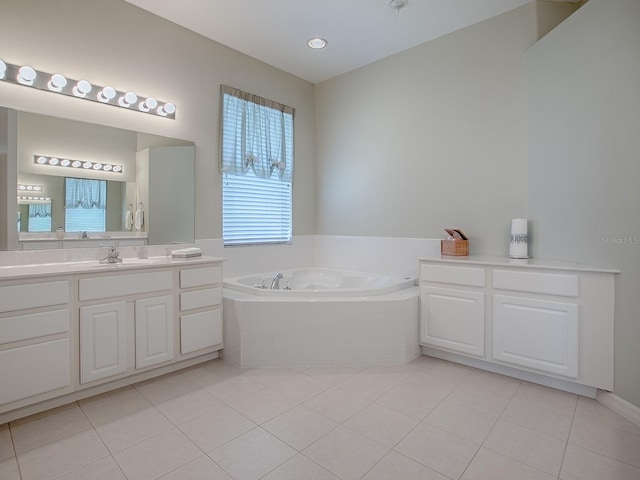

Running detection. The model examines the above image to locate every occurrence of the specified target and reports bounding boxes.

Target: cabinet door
[493,295,578,378]
[135,295,174,369]
[80,302,127,384]
[420,286,485,356]
[181,309,222,355]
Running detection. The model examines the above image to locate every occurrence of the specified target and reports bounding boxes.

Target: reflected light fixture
[18,196,51,201]
[34,155,123,173]
[307,37,327,49]
[0,58,176,119]
[17,184,44,192]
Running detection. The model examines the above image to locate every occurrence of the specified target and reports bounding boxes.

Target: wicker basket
[441,239,469,256]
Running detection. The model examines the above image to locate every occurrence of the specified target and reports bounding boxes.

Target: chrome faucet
[80,231,89,239]
[99,246,122,264]
[270,272,284,290]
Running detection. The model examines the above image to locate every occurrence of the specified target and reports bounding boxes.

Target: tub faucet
[99,246,122,264]
[270,272,284,290]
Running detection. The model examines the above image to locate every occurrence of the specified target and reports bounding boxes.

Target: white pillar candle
[509,218,529,259]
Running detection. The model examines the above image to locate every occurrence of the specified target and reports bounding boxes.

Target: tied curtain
[219,85,294,183]
[28,203,51,218]
[65,178,107,209]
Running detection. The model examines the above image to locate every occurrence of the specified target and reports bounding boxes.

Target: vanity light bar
[0,59,176,119]
[18,184,44,192]
[34,155,123,173]
[18,196,51,201]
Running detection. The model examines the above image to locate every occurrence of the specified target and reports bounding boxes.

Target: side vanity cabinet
[419,257,616,394]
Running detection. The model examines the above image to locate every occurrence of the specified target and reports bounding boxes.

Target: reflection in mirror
[3,107,195,250]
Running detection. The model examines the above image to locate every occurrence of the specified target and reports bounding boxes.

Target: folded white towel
[134,206,144,231]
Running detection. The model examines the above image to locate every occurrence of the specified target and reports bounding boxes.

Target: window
[220,85,294,245]
[27,204,52,232]
[64,177,106,232]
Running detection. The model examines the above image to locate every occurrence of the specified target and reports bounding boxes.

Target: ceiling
[125,0,543,84]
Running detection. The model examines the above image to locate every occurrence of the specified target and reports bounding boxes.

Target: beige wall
[315,4,540,256]
[0,0,317,242]
[527,0,640,408]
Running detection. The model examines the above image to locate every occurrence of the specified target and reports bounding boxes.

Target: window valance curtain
[28,204,51,218]
[219,85,294,183]
[65,178,107,209]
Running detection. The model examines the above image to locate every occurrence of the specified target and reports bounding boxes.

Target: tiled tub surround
[223,284,419,368]
[0,253,224,424]
[1,357,639,480]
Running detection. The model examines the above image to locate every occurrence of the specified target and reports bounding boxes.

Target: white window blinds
[220,85,294,245]
[64,178,107,232]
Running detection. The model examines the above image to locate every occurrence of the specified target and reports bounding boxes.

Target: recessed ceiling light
[307,37,327,49]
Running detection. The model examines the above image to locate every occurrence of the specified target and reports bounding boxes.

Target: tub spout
[270,272,284,290]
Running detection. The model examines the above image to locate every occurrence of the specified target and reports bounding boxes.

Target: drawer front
[0,309,70,344]
[180,265,222,289]
[180,287,222,312]
[181,309,222,354]
[79,270,173,301]
[0,281,69,313]
[420,264,485,287]
[0,338,70,405]
[493,270,578,297]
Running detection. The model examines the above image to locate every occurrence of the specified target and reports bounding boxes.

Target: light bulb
[103,164,113,171]
[139,97,158,112]
[98,86,116,103]
[48,73,67,92]
[118,91,137,107]
[17,66,37,86]
[60,159,70,167]
[158,102,176,117]
[36,156,47,164]
[307,37,327,49]
[112,165,122,172]
[82,162,93,169]
[71,161,82,168]
[49,157,59,166]
[0,60,6,79]
[93,163,103,170]
[73,80,92,97]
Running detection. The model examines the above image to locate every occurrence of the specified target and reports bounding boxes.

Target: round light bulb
[98,86,116,102]
[60,159,70,167]
[83,162,93,169]
[18,66,37,86]
[139,97,158,112]
[112,165,122,172]
[36,156,47,164]
[93,163,103,170]
[0,60,6,79]
[103,164,113,171]
[49,158,59,166]
[307,37,327,49]
[72,161,82,168]
[118,91,137,107]
[73,80,92,97]
[48,73,67,92]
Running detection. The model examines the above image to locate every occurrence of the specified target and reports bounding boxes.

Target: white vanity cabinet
[178,265,223,356]
[0,278,73,408]
[419,257,617,394]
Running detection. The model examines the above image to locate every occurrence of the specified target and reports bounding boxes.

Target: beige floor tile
[113,428,201,480]
[375,383,443,420]
[303,366,365,386]
[179,364,225,388]
[134,372,200,405]
[303,426,389,480]
[0,424,14,461]
[337,371,408,401]
[10,403,92,454]
[463,369,521,397]
[178,405,256,452]
[574,396,640,436]
[430,361,475,381]
[204,375,266,404]
[209,427,296,480]
[344,403,418,448]
[483,420,565,476]
[54,456,127,480]
[204,359,247,377]
[447,383,512,417]
[262,454,339,480]
[78,385,152,427]
[231,388,298,424]
[303,386,370,423]
[569,416,640,468]
[0,457,21,480]
[461,448,555,480]
[424,399,498,444]
[400,371,462,399]
[156,389,225,425]
[405,354,442,372]
[501,395,574,440]
[158,454,232,480]
[270,373,330,403]
[560,444,640,480]
[515,382,577,412]
[394,423,479,479]
[361,450,449,480]
[263,405,337,450]
[95,406,173,453]
[17,429,109,480]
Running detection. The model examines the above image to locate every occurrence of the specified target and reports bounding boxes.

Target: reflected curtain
[28,204,51,218]
[65,178,107,209]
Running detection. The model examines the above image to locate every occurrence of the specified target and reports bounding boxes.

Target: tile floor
[1,356,639,480]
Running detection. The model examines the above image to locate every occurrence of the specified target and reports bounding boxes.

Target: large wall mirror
[3,107,195,250]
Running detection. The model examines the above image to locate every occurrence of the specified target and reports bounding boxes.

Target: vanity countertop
[0,255,224,281]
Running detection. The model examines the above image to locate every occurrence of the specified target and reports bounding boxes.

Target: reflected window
[65,177,106,232]
[28,204,52,232]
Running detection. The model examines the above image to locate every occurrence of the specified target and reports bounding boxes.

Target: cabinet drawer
[0,309,69,344]
[180,287,222,311]
[181,309,222,354]
[79,271,173,301]
[0,338,70,405]
[420,264,485,287]
[0,281,69,313]
[180,265,221,289]
[493,270,578,297]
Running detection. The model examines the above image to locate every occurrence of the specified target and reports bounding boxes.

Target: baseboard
[596,390,640,427]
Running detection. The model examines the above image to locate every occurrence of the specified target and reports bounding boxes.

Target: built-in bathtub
[222,268,420,368]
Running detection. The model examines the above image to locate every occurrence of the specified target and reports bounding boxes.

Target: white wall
[527,0,640,408]
[315,3,540,256]
[0,0,317,244]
